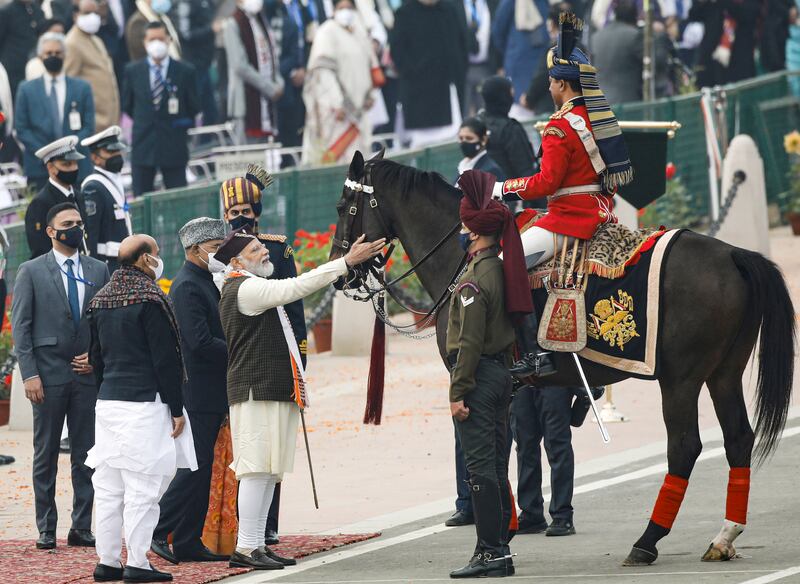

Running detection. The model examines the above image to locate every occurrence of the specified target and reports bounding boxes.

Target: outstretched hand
[343,234,387,267]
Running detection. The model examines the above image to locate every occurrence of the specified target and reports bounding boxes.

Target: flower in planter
[665,162,676,181]
[784,130,800,155]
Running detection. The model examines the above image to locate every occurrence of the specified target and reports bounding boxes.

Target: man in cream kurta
[215,229,385,570]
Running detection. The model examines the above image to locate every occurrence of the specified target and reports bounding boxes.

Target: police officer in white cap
[26,136,89,259]
[81,126,131,273]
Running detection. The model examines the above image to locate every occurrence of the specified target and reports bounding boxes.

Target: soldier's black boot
[498,479,515,576]
[509,313,556,378]
[450,475,511,578]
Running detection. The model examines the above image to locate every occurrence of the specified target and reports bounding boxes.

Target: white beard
[244,258,275,278]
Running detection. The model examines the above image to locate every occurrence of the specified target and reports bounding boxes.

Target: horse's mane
[369,159,461,201]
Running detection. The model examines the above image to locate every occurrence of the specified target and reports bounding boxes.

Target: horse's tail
[731,248,796,462]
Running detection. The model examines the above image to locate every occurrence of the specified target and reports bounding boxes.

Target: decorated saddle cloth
[529,226,686,379]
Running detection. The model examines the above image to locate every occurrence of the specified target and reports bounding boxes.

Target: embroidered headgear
[458,169,532,322]
[547,13,633,190]
[220,164,273,216]
[214,228,259,266]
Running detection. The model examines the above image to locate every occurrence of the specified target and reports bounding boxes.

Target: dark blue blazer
[122,58,199,168]
[14,76,95,180]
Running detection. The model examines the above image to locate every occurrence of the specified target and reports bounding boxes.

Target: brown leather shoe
[228,548,284,570]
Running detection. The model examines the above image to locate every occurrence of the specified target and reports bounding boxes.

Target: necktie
[152,65,165,109]
[65,259,81,329]
[49,81,61,137]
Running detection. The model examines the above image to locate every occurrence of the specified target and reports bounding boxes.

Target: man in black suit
[122,20,199,197]
[151,217,229,564]
[12,202,110,550]
[25,136,90,259]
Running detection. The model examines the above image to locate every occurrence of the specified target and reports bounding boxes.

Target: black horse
[329,151,795,565]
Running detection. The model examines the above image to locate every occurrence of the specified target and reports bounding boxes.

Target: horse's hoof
[622,546,658,567]
[701,542,736,561]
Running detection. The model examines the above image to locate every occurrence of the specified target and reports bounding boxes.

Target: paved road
[227,418,800,584]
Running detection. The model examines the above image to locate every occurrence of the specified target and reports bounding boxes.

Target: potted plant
[0,312,15,426]
[638,162,699,230]
[294,226,336,352]
[783,131,800,235]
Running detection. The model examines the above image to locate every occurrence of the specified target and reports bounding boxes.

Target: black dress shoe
[150,539,178,564]
[229,548,284,570]
[68,528,96,547]
[93,563,124,582]
[36,531,56,549]
[174,545,228,562]
[445,510,475,527]
[263,546,296,566]
[264,529,280,545]
[509,352,556,378]
[516,519,549,534]
[450,551,512,578]
[0,454,15,465]
[546,518,576,536]
[122,564,172,582]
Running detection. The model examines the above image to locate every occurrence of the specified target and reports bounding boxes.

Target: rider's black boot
[509,313,556,378]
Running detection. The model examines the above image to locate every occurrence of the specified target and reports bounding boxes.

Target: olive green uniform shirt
[446,250,516,402]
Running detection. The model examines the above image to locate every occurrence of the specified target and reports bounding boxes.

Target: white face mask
[151,0,172,14]
[199,246,226,273]
[334,8,356,28]
[145,39,169,61]
[147,254,165,280]
[242,0,263,15]
[76,12,102,35]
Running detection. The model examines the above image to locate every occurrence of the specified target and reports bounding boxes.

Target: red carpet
[0,533,380,584]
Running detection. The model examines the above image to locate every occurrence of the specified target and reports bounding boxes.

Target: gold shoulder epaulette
[257,233,288,243]
[550,101,575,120]
[542,127,566,138]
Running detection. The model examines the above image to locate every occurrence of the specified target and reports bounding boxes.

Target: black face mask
[55,225,84,249]
[104,154,124,174]
[229,215,256,232]
[460,141,482,159]
[56,168,79,185]
[43,56,64,73]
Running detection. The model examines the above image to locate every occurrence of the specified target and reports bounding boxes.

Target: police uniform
[446,169,532,579]
[25,136,89,259]
[80,126,132,273]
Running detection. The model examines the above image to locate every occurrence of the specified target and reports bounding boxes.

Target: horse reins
[333,161,467,331]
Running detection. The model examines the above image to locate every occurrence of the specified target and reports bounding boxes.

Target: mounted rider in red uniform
[496,13,633,378]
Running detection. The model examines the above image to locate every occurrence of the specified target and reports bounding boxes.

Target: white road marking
[736,566,800,584]
[225,424,800,583]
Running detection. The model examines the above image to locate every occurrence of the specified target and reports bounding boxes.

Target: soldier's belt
[549,184,602,201]
[446,351,508,372]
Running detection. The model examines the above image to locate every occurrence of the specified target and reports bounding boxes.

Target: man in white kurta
[215,229,385,570]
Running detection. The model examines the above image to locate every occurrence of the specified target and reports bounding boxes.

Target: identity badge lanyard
[60,260,96,288]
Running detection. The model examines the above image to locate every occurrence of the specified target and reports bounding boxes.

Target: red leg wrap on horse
[725,467,750,525]
[650,474,689,529]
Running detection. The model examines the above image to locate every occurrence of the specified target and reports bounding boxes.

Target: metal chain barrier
[707,170,746,238]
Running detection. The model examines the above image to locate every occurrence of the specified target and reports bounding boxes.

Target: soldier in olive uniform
[446,169,533,579]
[219,165,307,544]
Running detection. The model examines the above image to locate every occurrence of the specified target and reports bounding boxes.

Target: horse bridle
[333,161,467,330]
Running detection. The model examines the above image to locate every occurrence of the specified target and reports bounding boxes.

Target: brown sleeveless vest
[219,276,294,405]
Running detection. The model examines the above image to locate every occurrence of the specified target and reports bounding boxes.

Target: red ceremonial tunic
[502,98,616,240]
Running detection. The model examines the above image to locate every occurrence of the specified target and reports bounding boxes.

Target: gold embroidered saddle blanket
[527,224,685,379]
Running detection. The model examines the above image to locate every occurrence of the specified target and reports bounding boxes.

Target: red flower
[306,241,314,248]
[386,258,394,270]
[3,374,10,387]
[293,238,301,247]
[329,223,337,231]
[304,261,315,268]
[318,233,331,245]
[402,254,409,262]
[665,162,676,180]
[296,229,311,238]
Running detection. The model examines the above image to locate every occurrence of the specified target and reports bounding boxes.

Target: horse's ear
[348,151,365,179]
[369,147,385,161]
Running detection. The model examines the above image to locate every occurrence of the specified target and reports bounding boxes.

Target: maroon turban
[215,228,258,266]
[458,169,533,321]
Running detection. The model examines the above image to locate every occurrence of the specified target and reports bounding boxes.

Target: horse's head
[330,149,394,291]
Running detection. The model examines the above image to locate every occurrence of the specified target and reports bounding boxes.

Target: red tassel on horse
[364,294,386,425]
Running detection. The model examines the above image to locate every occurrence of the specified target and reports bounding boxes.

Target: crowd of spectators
[0,0,796,195]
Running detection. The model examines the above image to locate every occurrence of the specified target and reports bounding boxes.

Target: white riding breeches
[501,226,575,269]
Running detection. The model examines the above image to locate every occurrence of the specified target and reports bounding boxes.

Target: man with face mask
[219,165,305,545]
[14,32,95,191]
[25,136,91,259]
[81,126,132,272]
[215,228,385,569]
[85,233,197,583]
[65,0,121,132]
[151,218,230,564]
[12,202,110,552]
[123,20,198,196]
[126,0,183,62]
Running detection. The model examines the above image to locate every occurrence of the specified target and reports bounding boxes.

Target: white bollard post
[8,363,33,431]
[331,291,384,356]
[597,386,628,423]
